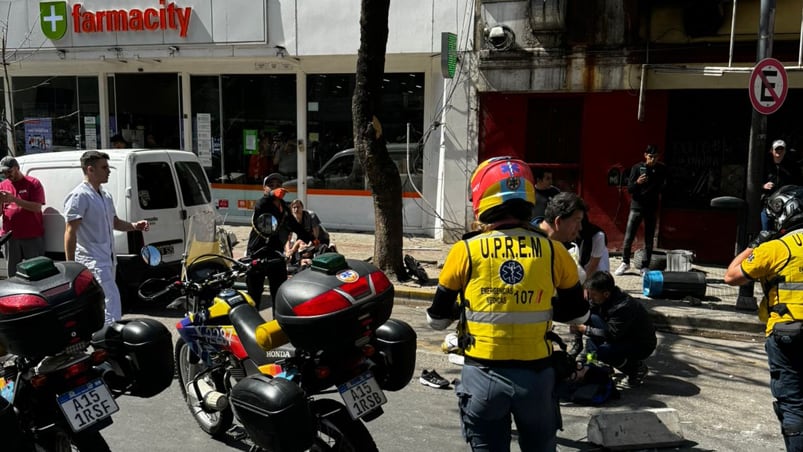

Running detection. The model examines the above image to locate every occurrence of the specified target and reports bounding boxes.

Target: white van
[11,149,215,298]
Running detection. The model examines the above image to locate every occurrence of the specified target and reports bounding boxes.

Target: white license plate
[158,245,174,256]
[57,379,120,432]
[337,371,387,420]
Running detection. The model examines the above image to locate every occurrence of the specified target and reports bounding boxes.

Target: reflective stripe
[778,283,803,291]
[465,309,552,324]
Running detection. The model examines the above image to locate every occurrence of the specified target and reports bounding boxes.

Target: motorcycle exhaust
[193,378,229,412]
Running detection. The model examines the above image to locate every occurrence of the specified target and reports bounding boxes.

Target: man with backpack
[570,271,657,387]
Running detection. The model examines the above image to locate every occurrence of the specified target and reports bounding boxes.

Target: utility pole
[738,0,776,311]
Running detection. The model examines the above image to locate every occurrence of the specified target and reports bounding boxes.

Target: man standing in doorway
[64,151,150,324]
[531,167,561,221]
[615,145,667,276]
[761,139,803,231]
[0,156,45,276]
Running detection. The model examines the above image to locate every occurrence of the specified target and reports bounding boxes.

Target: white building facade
[3,0,475,239]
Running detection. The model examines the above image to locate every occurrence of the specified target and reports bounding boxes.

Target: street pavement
[106,226,783,451]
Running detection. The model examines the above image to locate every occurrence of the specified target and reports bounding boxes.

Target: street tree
[352,0,408,280]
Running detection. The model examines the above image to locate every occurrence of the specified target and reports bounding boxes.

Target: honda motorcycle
[0,242,174,451]
[138,214,417,451]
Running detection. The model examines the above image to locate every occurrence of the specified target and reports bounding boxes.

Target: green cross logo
[40,2,68,40]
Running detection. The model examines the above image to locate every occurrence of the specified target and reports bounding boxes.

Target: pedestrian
[0,156,45,277]
[578,216,610,276]
[724,185,803,451]
[614,144,667,276]
[285,199,335,267]
[761,139,803,231]
[64,151,150,324]
[245,173,313,310]
[570,271,656,386]
[531,167,560,221]
[426,156,588,451]
[534,191,586,243]
[110,134,128,149]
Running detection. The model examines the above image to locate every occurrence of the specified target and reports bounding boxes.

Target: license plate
[337,371,387,420]
[57,379,119,432]
[158,245,174,256]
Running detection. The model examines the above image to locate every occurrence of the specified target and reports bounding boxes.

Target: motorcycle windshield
[183,214,232,279]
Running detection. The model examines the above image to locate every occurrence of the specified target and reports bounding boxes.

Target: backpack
[558,362,618,405]
[404,254,429,284]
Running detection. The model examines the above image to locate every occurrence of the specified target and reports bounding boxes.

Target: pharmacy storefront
[3,0,454,232]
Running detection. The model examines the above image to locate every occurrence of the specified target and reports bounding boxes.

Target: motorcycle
[0,235,174,451]
[138,214,417,451]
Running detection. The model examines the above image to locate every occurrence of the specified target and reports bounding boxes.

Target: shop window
[12,76,98,155]
[190,75,221,182]
[305,73,425,192]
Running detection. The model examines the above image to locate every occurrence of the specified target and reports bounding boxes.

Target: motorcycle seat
[229,304,288,366]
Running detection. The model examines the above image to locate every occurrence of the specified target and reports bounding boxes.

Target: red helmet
[470,156,535,221]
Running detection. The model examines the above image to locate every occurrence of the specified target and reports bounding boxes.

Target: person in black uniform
[246,173,313,310]
[614,144,667,276]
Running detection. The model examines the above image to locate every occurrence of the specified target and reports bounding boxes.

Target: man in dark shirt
[531,167,561,221]
[761,139,803,231]
[570,271,657,387]
[614,145,667,276]
[246,173,313,310]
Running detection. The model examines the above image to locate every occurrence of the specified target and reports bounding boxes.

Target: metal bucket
[666,250,694,272]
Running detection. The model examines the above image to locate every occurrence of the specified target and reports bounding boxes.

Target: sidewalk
[230,226,766,341]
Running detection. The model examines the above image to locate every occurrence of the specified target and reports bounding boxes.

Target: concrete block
[587,408,684,450]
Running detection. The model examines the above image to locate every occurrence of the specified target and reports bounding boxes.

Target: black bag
[404,254,429,284]
[773,321,803,345]
[558,362,618,406]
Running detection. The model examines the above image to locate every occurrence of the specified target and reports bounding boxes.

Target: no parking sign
[749,58,788,115]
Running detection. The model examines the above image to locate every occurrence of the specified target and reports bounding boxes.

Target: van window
[175,161,212,207]
[136,162,178,209]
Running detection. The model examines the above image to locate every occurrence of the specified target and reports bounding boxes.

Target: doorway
[109,73,182,149]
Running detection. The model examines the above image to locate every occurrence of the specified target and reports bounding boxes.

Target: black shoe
[568,333,584,359]
[626,361,649,387]
[419,369,450,389]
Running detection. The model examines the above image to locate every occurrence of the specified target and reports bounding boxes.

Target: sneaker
[568,333,584,360]
[441,333,462,355]
[614,262,630,276]
[626,362,649,387]
[419,369,450,389]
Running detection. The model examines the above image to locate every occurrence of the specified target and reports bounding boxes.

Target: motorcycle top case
[230,374,316,451]
[0,257,105,357]
[274,254,394,352]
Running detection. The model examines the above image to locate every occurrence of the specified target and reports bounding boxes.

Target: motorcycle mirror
[140,245,162,267]
[254,213,278,236]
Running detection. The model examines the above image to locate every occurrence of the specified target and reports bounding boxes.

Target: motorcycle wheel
[32,428,109,452]
[309,399,378,452]
[174,338,234,437]
[71,430,110,451]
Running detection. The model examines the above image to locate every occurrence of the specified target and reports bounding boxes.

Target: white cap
[773,139,786,150]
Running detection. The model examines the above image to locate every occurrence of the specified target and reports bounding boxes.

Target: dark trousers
[621,208,657,267]
[584,314,651,372]
[766,332,803,451]
[245,262,288,311]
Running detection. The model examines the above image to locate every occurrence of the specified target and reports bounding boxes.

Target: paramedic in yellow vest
[426,157,589,452]
[725,185,803,452]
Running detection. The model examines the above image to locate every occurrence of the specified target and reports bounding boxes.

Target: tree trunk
[352,0,407,280]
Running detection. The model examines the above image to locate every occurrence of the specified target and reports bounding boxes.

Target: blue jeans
[456,364,559,452]
[766,333,803,451]
[621,208,657,267]
[762,209,774,232]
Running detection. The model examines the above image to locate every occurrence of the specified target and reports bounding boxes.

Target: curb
[391,285,766,342]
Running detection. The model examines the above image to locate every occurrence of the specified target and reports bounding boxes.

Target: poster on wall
[24,118,52,153]
[243,129,258,155]
[84,116,97,150]
[196,113,212,167]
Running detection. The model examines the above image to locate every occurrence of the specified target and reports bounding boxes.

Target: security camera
[485,25,515,51]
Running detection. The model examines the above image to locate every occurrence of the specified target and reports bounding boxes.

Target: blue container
[643,271,706,299]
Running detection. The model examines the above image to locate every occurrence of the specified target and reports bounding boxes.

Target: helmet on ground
[470,156,535,222]
[766,185,803,232]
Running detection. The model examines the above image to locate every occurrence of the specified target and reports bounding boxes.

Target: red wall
[479,90,739,264]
